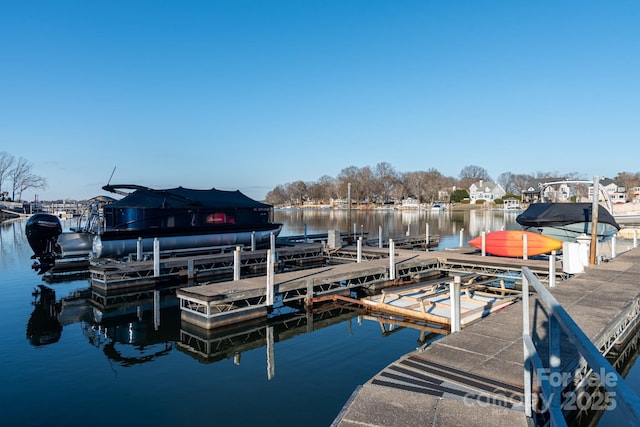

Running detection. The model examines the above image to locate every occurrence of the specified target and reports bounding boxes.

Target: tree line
[0,152,47,202]
[264,162,640,206]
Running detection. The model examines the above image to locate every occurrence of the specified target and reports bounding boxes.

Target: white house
[468,180,506,204]
[593,178,627,204]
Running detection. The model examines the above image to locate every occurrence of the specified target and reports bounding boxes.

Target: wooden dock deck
[359,275,521,326]
[176,246,561,330]
[332,247,640,427]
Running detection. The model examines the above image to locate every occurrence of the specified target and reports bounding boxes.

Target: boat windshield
[70,201,105,234]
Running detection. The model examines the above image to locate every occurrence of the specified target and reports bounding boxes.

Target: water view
[0,209,637,426]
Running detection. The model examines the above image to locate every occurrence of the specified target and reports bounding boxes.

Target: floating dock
[176,247,561,330]
[358,275,520,326]
[332,246,640,427]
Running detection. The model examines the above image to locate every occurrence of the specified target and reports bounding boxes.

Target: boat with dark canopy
[515,202,620,243]
[26,185,282,273]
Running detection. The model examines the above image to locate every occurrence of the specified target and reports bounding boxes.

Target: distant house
[400,197,421,210]
[468,180,506,204]
[521,178,627,205]
[521,178,579,203]
[594,178,627,204]
[503,198,521,210]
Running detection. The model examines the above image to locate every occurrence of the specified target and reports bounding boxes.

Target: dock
[358,275,521,326]
[175,246,562,330]
[331,246,640,427]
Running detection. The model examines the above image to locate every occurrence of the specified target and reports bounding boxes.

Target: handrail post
[522,273,532,418]
[521,266,640,424]
[549,314,561,416]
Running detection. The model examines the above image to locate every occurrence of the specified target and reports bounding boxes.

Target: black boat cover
[104,186,272,209]
[516,203,620,229]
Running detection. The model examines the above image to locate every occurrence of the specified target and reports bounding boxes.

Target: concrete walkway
[332,247,640,427]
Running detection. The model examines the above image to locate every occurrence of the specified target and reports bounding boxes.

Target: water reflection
[21,210,523,368]
[29,283,446,376]
[27,285,62,346]
[274,208,521,247]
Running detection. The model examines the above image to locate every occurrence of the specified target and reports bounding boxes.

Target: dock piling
[425,223,430,252]
[234,246,241,281]
[305,279,313,306]
[549,250,556,287]
[188,258,194,280]
[266,249,275,306]
[137,237,142,261]
[153,290,160,329]
[153,238,160,277]
[389,239,395,280]
[450,276,461,332]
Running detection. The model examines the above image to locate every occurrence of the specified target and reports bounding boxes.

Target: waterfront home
[468,180,506,204]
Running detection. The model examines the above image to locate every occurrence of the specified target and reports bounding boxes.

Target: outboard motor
[25,213,62,272]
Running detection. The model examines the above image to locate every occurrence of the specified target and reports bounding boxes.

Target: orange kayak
[468,230,563,257]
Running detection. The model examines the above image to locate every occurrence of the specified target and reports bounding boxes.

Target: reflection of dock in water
[177,303,446,379]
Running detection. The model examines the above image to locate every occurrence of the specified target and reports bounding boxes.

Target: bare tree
[287,180,308,206]
[306,175,337,203]
[264,161,640,208]
[335,166,360,199]
[10,157,48,201]
[264,185,289,205]
[0,151,15,199]
[497,171,535,195]
[356,166,375,203]
[374,162,398,203]
[315,175,337,201]
[459,165,491,190]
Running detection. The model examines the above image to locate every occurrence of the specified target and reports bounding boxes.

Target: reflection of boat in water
[27,285,62,346]
[516,202,620,243]
[82,308,180,367]
[26,184,283,273]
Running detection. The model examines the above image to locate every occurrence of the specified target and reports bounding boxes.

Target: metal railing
[521,266,640,426]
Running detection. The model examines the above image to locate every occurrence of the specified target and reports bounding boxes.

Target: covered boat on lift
[515,202,620,243]
[26,185,282,273]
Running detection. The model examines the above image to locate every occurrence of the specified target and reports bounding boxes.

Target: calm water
[0,209,636,426]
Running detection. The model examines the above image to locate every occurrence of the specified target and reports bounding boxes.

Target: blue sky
[1,1,639,202]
